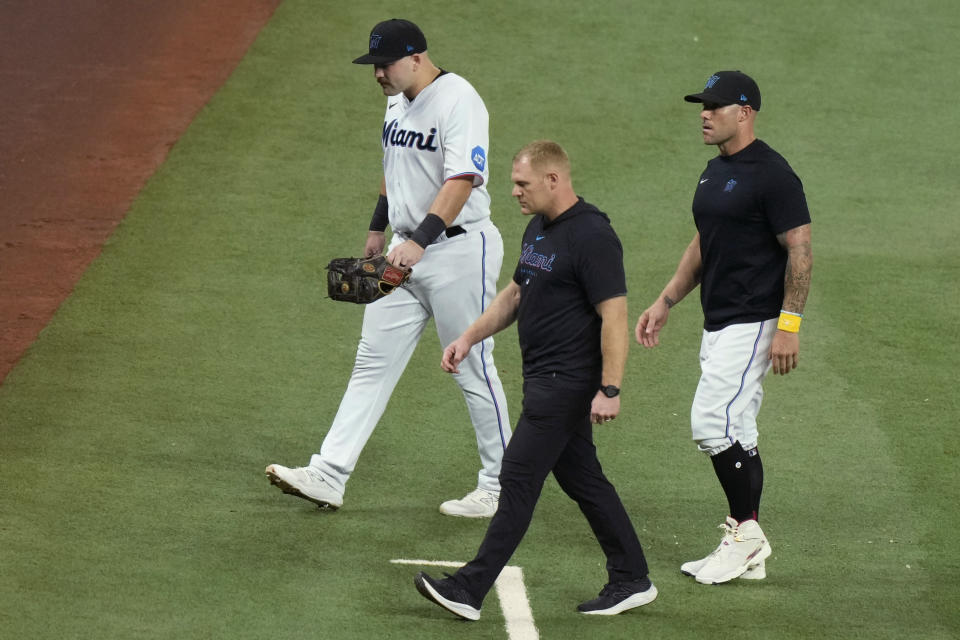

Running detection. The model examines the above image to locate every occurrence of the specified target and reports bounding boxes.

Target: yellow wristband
[777,310,802,333]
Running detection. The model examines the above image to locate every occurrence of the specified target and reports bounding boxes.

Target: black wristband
[409,213,447,248]
[369,194,388,232]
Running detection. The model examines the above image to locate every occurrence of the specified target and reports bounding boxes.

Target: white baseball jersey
[304,69,511,501]
[381,72,491,234]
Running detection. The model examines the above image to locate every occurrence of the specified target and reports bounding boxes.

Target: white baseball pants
[691,318,776,456]
[311,222,511,494]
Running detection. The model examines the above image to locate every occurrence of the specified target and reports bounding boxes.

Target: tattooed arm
[770,223,813,374]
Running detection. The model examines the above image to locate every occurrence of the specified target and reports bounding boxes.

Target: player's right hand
[441,336,473,374]
[635,301,669,347]
[387,239,425,269]
[364,231,386,258]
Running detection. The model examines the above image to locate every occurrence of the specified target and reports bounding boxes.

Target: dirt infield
[0,0,283,384]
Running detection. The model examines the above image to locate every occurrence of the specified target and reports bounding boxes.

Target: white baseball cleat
[439,488,499,518]
[265,464,343,510]
[681,516,767,580]
[695,519,772,585]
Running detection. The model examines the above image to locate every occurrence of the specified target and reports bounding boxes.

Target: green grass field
[2,1,958,638]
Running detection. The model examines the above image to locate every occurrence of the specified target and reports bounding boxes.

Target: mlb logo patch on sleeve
[472,146,486,171]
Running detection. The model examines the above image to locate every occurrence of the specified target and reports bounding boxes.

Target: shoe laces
[704,520,737,559]
[734,528,760,543]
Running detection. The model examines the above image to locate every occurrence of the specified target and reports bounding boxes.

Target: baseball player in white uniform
[266,18,511,518]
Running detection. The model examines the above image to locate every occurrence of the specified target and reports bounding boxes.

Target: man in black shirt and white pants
[636,71,813,584]
[415,140,656,619]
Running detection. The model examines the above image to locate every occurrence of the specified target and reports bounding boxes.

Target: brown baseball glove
[326,255,411,304]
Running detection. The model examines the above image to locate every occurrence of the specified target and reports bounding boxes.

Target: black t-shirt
[692,139,811,330]
[512,198,627,387]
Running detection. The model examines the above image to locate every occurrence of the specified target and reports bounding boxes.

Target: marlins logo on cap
[684,70,761,110]
[353,18,427,65]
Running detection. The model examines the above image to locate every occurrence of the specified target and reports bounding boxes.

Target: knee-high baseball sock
[710,442,754,522]
[745,446,763,521]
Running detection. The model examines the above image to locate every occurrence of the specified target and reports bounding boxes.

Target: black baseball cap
[352,19,427,65]
[684,70,761,111]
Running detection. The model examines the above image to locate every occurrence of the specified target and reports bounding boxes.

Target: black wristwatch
[600,385,620,398]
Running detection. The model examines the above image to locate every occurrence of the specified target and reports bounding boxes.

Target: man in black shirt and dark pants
[636,71,813,584]
[415,140,656,619]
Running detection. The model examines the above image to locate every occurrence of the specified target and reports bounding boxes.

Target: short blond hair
[514,140,570,174]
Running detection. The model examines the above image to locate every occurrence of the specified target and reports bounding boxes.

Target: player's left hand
[387,240,425,269]
[769,330,799,375]
[591,392,620,424]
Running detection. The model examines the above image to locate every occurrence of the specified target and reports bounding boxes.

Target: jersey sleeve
[762,167,811,234]
[438,83,489,187]
[574,221,627,306]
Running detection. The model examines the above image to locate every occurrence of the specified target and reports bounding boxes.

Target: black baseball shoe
[577,575,658,615]
[414,571,481,621]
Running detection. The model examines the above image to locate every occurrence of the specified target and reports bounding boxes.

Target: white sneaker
[681,516,737,576]
[683,558,766,580]
[265,464,343,510]
[681,516,766,580]
[439,488,499,518]
[695,519,772,585]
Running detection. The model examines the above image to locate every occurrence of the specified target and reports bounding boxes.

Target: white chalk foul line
[392,558,539,640]
[494,566,538,640]
[391,558,464,568]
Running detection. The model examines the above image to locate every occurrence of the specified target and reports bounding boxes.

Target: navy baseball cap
[684,70,761,111]
[352,19,427,65]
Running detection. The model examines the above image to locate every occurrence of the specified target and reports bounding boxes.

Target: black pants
[454,378,649,601]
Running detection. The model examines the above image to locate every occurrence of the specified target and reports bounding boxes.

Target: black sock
[745,446,763,520]
[710,442,753,522]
